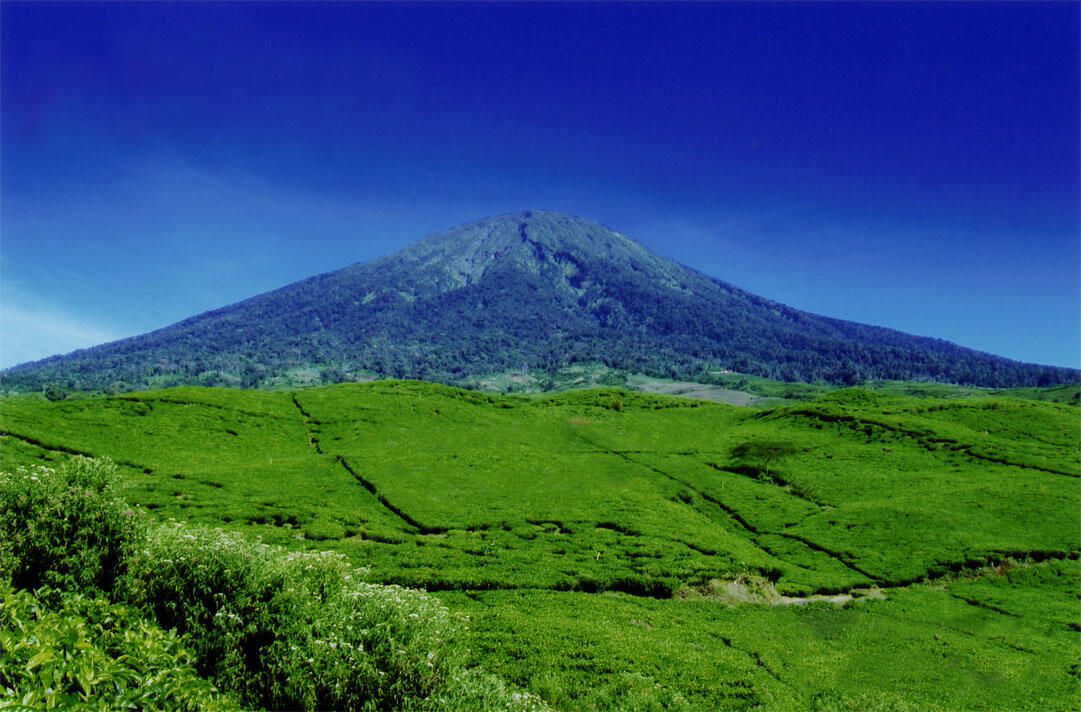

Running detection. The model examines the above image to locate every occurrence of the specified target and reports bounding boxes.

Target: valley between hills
[2,378,1078,710]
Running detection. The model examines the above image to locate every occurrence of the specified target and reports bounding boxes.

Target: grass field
[1,380,1078,710]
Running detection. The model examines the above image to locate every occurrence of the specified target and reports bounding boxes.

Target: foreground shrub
[1,457,546,711]
[0,584,240,711]
[122,522,471,711]
[0,459,137,597]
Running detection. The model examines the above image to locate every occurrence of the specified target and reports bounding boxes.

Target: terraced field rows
[2,381,1077,710]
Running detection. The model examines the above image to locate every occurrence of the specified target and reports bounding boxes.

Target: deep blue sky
[2,2,1078,370]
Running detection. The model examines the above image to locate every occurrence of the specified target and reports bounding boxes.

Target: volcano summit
[3,210,1076,392]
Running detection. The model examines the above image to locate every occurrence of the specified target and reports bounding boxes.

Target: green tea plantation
[1,381,1078,710]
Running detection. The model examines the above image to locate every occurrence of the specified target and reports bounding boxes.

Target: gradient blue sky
[2,2,1078,370]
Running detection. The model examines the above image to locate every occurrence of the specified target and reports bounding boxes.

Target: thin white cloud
[0,299,124,370]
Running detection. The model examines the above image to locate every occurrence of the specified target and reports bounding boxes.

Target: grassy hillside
[1,381,1078,710]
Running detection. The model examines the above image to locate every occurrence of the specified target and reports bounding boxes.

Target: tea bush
[0,583,240,711]
[303,515,346,541]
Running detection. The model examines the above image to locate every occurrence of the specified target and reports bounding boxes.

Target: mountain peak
[411,209,639,256]
[379,210,664,293]
[4,212,1077,392]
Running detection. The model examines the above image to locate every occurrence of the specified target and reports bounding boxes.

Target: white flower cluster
[1,464,56,486]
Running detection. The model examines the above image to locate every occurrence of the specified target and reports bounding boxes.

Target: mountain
[3,210,1077,392]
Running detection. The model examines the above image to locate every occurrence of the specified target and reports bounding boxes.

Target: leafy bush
[0,457,544,711]
[728,440,800,477]
[0,584,240,711]
[121,522,472,710]
[42,385,66,402]
[0,459,137,596]
[531,671,697,711]
[580,672,696,712]
[303,515,346,541]
[431,668,549,712]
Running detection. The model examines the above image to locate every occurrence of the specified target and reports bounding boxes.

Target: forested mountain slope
[4,210,1076,391]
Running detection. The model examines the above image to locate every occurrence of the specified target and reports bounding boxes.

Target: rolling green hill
[4,211,1077,393]
[1,381,1078,710]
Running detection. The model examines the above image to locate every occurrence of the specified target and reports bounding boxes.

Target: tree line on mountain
[4,312,1073,396]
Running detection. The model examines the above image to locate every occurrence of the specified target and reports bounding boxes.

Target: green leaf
[24,648,54,671]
